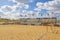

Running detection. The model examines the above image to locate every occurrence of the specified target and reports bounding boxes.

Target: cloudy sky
[0,0,60,20]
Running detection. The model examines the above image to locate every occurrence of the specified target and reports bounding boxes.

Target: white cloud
[0,1,30,20]
[44,0,60,18]
[36,2,44,9]
[9,0,34,3]
[26,11,42,18]
[35,0,60,19]
[17,3,29,9]
[1,5,13,12]
[0,0,60,20]
[0,11,21,20]
[34,2,44,12]
[24,4,29,9]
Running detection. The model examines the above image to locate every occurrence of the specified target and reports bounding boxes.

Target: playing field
[0,25,60,40]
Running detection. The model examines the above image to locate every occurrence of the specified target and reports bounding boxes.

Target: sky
[0,0,60,20]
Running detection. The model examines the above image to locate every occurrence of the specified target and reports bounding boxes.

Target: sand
[0,25,60,40]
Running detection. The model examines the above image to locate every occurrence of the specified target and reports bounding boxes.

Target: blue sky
[0,0,52,15]
[24,0,53,14]
[0,0,60,19]
[23,0,52,10]
[0,0,52,10]
[0,0,15,6]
